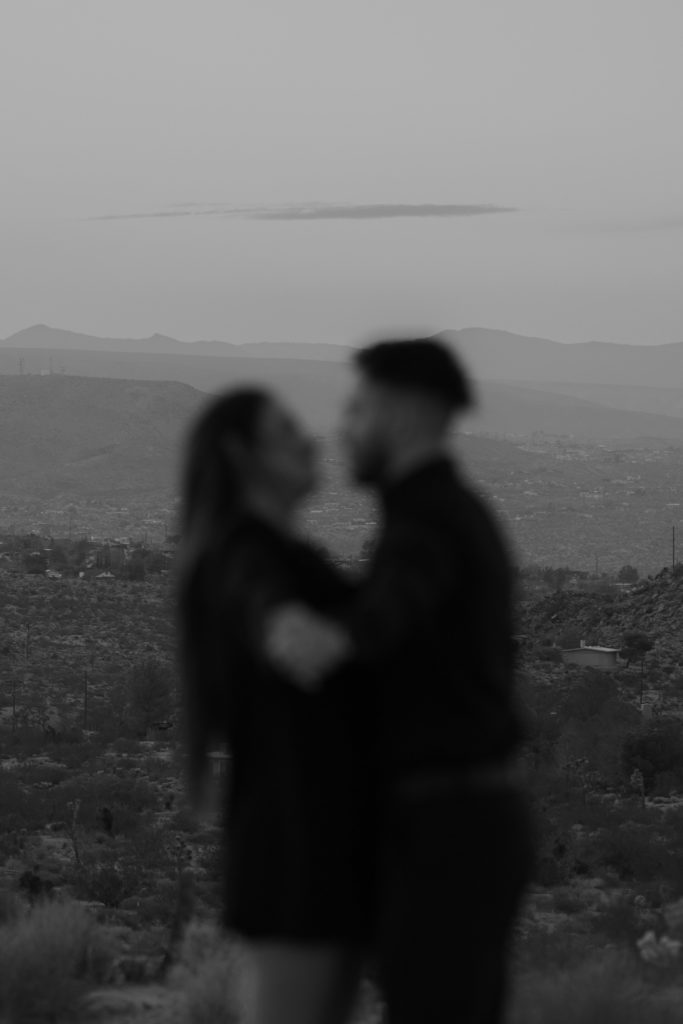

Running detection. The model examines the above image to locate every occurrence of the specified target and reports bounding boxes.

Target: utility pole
[673,525,676,570]
[84,652,94,730]
[83,668,88,730]
[15,621,30,733]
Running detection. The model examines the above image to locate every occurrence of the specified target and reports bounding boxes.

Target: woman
[177,388,373,1024]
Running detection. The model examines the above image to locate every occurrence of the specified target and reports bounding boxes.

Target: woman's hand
[265,603,353,690]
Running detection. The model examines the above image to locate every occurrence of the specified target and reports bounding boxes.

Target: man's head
[342,337,474,484]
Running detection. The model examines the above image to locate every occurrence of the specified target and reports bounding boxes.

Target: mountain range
[2,324,683,439]
[4,323,683,388]
[2,373,683,574]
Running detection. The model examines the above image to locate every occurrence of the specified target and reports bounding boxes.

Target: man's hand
[265,603,352,690]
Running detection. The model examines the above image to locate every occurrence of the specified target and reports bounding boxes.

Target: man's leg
[376,790,533,1024]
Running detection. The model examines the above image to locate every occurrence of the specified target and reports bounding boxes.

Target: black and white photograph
[1,2,683,1022]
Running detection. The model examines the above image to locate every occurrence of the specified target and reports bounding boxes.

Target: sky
[1,0,682,346]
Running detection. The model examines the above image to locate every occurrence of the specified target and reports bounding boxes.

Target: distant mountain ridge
[4,324,683,438]
[2,362,683,445]
[443,328,683,388]
[1,325,351,362]
[4,323,683,388]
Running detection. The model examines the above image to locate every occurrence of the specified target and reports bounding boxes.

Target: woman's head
[181,388,317,536]
[177,388,317,796]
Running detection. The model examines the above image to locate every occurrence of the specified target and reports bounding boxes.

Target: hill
[4,352,683,441]
[1,324,351,362]
[468,382,683,442]
[0,352,352,433]
[7,323,683,390]
[522,568,683,666]
[5,323,683,431]
[445,327,683,388]
[2,374,683,571]
[0,375,203,500]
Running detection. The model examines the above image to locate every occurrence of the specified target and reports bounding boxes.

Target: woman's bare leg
[240,943,362,1024]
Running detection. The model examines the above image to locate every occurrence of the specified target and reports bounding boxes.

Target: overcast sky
[1,0,682,345]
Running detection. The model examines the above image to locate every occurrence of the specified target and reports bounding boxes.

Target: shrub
[78,863,140,908]
[586,824,672,886]
[510,950,682,1024]
[168,920,244,1024]
[538,647,563,664]
[622,721,683,792]
[0,774,51,832]
[552,887,586,915]
[590,896,642,944]
[0,899,114,1022]
[515,926,605,972]
[110,736,142,756]
[51,775,157,835]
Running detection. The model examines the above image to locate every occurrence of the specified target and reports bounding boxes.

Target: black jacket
[348,457,524,782]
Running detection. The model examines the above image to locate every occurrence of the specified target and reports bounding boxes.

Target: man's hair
[354,337,474,411]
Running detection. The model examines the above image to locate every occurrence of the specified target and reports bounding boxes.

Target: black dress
[202,514,374,943]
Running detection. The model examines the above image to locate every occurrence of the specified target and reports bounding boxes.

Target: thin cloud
[90,202,518,222]
[246,202,518,220]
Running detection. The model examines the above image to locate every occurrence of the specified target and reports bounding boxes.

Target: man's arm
[265,518,457,685]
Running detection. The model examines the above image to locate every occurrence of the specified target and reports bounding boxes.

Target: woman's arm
[265,518,456,685]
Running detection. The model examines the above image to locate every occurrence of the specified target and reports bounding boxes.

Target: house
[561,641,620,671]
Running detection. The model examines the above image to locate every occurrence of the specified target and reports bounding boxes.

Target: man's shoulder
[383,460,511,560]
[386,457,456,505]
[387,458,480,521]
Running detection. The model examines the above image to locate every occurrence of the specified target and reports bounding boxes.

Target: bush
[515,925,605,972]
[552,887,586,915]
[110,736,142,756]
[52,775,157,835]
[510,951,682,1024]
[0,899,114,1022]
[0,774,51,832]
[618,565,640,583]
[590,896,642,944]
[78,863,140,908]
[168,920,244,1024]
[622,721,683,792]
[587,824,672,885]
[538,647,563,664]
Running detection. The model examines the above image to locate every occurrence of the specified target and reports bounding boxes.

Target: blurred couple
[178,338,534,1024]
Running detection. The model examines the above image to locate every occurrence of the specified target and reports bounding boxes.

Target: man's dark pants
[375,784,535,1024]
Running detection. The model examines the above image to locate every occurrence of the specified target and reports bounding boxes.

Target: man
[268,338,534,1024]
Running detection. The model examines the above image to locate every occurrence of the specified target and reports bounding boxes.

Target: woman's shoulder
[211,515,288,579]
[212,515,354,605]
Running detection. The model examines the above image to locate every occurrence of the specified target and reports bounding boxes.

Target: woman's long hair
[177,387,271,800]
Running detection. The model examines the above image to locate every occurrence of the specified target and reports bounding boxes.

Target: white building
[561,641,620,671]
